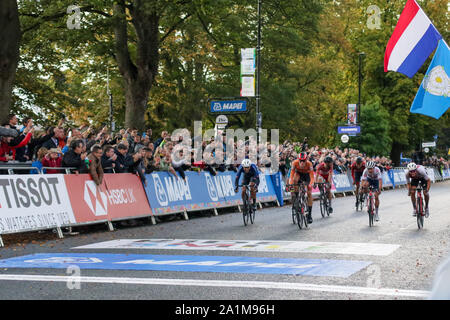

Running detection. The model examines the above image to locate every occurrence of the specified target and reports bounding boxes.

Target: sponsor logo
[24,257,102,264]
[258,175,269,193]
[152,174,168,206]
[213,103,222,111]
[0,177,62,209]
[83,181,108,216]
[204,173,218,201]
[164,176,192,202]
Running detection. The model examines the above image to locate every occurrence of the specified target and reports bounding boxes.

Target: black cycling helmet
[356,157,363,164]
[324,156,333,164]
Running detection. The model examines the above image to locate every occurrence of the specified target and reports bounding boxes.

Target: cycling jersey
[351,162,366,183]
[316,162,333,179]
[361,167,382,181]
[235,164,260,188]
[289,159,314,185]
[406,165,430,184]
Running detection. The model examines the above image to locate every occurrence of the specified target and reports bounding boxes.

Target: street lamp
[358,52,365,125]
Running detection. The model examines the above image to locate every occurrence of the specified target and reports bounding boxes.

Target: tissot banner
[0,174,76,233]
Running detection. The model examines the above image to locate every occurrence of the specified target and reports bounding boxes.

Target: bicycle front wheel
[242,197,249,226]
[250,201,255,224]
[368,196,374,227]
[319,192,325,218]
[417,196,424,229]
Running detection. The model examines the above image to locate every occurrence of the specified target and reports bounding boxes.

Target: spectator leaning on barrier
[62,139,88,174]
[87,145,104,186]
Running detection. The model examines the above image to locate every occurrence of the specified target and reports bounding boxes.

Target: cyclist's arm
[308,166,314,186]
[351,165,356,182]
[235,166,243,188]
[288,161,297,185]
[328,165,333,184]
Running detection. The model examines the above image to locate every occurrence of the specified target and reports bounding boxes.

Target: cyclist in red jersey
[314,156,334,213]
[351,157,366,208]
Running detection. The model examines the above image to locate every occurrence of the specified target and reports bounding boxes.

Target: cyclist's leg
[301,174,313,223]
[410,180,418,215]
[291,173,300,203]
[422,179,430,217]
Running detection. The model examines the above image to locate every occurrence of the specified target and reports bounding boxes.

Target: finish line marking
[0,274,430,298]
[73,239,400,256]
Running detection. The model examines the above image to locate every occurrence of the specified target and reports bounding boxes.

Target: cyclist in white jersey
[360,161,383,221]
[406,162,431,217]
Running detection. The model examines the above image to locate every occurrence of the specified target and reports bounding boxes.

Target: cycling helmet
[356,157,363,164]
[241,159,252,168]
[366,161,376,169]
[407,162,417,171]
[298,152,308,161]
[324,156,333,164]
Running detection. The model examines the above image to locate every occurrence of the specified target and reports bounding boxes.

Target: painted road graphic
[0,253,372,278]
[73,239,400,256]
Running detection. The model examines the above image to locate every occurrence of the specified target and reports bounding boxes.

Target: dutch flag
[384,0,442,78]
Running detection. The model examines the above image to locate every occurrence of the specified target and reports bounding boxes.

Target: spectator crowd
[1,114,449,184]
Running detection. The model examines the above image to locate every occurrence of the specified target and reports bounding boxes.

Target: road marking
[0,253,371,278]
[0,274,430,298]
[73,239,400,256]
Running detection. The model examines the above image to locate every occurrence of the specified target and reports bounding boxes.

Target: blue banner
[0,253,371,278]
[209,100,248,113]
[338,126,361,134]
[393,168,408,186]
[270,172,284,206]
[143,171,277,215]
[332,174,353,193]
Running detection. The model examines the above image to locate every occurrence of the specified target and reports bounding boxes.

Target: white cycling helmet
[367,161,376,169]
[407,162,417,171]
[241,159,252,168]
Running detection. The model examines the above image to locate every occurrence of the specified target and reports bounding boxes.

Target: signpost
[341,134,349,143]
[422,141,436,148]
[338,126,361,135]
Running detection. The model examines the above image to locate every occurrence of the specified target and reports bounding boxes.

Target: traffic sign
[208,98,249,114]
[215,115,228,125]
[338,126,361,134]
[422,141,436,148]
[341,135,349,143]
[424,148,430,153]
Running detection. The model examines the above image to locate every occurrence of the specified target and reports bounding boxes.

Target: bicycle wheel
[249,200,256,224]
[417,195,424,229]
[325,196,330,216]
[296,196,304,230]
[301,200,309,228]
[359,193,365,211]
[292,195,298,224]
[242,195,249,226]
[319,190,325,218]
[368,196,374,227]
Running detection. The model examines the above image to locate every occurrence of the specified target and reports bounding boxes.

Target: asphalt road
[0,181,449,302]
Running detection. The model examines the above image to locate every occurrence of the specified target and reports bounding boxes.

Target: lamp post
[256,0,262,143]
[358,52,365,125]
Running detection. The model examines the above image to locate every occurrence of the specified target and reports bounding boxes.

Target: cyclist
[288,152,315,223]
[360,161,383,221]
[234,159,260,212]
[314,156,334,214]
[351,157,366,208]
[406,162,431,217]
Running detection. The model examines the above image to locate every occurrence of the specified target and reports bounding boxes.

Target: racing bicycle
[316,182,331,218]
[415,182,427,230]
[286,182,308,230]
[366,185,377,227]
[240,184,256,226]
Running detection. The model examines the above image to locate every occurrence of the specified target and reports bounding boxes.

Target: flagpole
[256,0,262,144]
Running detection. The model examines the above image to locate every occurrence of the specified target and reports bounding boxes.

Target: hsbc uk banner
[0,175,76,234]
[64,174,152,223]
[144,171,278,215]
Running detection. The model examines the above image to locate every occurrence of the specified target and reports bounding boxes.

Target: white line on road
[0,274,430,298]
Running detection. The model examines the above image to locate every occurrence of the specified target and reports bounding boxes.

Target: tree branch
[160,13,193,44]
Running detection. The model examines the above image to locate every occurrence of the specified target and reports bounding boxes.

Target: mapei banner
[144,171,277,215]
[64,174,152,223]
[0,175,76,234]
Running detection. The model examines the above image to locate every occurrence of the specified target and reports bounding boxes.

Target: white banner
[241,76,255,97]
[0,175,76,233]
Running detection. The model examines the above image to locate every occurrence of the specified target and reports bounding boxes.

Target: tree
[0,0,20,124]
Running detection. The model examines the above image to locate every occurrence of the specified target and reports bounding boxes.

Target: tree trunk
[113,1,159,131]
[390,141,402,167]
[0,0,20,125]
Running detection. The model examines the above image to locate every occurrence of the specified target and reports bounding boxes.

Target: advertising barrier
[393,168,408,186]
[332,174,353,193]
[143,171,278,216]
[0,174,76,234]
[64,173,152,223]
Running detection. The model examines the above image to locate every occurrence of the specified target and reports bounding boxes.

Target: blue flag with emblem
[410,40,450,119]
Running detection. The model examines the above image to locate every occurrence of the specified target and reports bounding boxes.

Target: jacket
[62,149,87,173]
